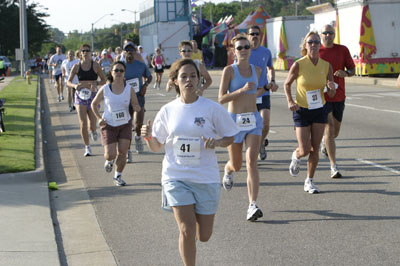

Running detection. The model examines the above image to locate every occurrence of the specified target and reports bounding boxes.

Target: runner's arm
[284,62,299,111]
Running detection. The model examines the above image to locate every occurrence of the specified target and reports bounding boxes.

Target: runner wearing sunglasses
[284,31,336,194]
[68,44,107,156]
[247,25,279,161]
[219,34,272,221]
[91,61,141,186]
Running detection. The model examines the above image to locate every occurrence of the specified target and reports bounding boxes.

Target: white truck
[139,0,191,66]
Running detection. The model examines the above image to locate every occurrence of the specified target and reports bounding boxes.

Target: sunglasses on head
[307,40,320,45]
[125,48,135,52]
[81,49,91,53]
[113,69,125,73]
[322,31,334,35]
[249,32,260,36]
[235,45,251,51]
[180,49,192,53]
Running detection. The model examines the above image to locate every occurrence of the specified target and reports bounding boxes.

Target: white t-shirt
[61,59,79,83]
[152,96,239,184]
[140,52,148,66]
[49,54,66,75]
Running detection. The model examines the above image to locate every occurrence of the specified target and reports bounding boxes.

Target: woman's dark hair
[168,58,199,95]
[80,44,91,50]
[107,61,126,83]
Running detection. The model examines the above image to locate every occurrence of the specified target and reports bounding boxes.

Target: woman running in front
[284,31,336,193]
[91,61,141,186]
[67,44,106,156]
[219,34,271,222]
[141,58,238,266]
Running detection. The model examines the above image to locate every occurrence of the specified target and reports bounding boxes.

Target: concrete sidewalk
[0,76,60,266]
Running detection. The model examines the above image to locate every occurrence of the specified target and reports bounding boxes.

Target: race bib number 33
[306,89,323,110]
[173,136,201,165]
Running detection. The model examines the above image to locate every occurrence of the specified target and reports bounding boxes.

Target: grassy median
[0,76,37,173]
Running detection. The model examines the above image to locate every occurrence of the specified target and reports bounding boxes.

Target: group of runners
[52,23,357,266]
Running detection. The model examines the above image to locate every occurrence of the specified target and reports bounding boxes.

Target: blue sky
[33,0,233,34]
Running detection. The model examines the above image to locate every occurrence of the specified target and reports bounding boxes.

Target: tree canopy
[0,0,50,58]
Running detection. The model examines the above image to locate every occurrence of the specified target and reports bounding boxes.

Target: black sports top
[77,61,98,81]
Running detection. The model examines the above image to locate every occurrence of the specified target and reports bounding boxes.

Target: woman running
[284,31,336,193]
[219,34,271,222]
[91,61,140,186]
[141,58,238,266]
[67,44,107,156]
[99,49,113,75]
[151,48,166,90]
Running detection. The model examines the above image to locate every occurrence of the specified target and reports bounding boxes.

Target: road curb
[0,76,60,266]
[41,77,118,266]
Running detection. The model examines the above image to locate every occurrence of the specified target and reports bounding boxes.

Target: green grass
[0,76,37,173]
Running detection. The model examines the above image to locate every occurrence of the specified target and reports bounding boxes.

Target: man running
[122,41,152,156]
[62,50,79,112]
[319,24,355,178]
[50,45,67,102]
[247,25,278,160]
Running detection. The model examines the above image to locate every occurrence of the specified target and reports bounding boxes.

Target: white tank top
[102,83,132,127]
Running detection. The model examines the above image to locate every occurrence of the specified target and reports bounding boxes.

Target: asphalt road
[45,71,400,266]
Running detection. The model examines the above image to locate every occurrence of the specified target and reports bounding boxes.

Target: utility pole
[19,0,28,76]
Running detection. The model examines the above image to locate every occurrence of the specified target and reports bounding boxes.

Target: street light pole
[19,0,28,76]
[91,13,114,51]
[121,9,138,33]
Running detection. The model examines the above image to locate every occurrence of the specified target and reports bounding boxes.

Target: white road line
[156,93,166,96]
[346,103,400,114]
[356,158,400,175]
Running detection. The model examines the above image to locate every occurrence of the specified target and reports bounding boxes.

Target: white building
[139,0,192,66]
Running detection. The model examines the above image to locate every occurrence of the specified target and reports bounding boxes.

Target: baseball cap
[138,45,142,49]
[123,42,136,50]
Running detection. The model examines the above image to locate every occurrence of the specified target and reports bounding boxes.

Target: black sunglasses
[180,49,193,53]
[113,69,125,73]
[322,31,334,35]
[307,40,321,45]
[235,45,251,51]
[81,49,91,53]
[249,32,260,36]
[125,48,135,52]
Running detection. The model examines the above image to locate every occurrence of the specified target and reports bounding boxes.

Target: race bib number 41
[173,136,201,165]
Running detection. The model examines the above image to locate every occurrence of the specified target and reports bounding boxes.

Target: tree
[0,0,50,58]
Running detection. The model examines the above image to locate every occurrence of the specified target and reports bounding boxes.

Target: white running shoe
[222,170,234,191]
[84,146,92,157]
[247,204,263,222]
[135,136,143,154]
[320,138,328,158]
[113,175,126,186]
[153,82,157,89]
[289,150,301,177]
[330,164,342,179]
[126,150,133,163]
[104,160,114,173]
[304,180,320,194]
[90,131,98,142]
